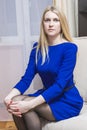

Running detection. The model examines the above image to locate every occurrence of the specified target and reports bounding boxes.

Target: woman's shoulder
[30,42,38,55]
[31,42,38,53]
[33,42,38,48]
[63,42,78,51]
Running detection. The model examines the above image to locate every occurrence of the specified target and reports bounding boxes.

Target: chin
[47,34,56,37]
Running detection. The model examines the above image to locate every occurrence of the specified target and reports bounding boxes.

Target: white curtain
[0,0,17,36]
[29,0,53,35]
[54,0,78,37]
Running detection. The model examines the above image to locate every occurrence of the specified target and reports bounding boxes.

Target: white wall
[0,45,24,102]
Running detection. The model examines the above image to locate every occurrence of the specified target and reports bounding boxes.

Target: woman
[4,6,83,130]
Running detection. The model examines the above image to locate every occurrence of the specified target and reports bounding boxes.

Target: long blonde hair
[36,6,73,64]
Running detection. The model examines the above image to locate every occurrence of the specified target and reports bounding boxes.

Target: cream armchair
[37,37,87,130]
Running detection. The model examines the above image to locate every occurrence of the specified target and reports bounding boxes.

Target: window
[0,0,24,45]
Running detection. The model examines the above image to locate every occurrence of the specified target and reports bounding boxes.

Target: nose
[49,20,54,26]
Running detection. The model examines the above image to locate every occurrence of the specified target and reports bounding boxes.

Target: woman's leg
[22,96,55,130]
[35,103,55,121]
[12,96,39,130]
[12,96,55,130]
[12,115,27,130]
[23,110,41,130]
[21,96,41,130]
[12,95,27,130]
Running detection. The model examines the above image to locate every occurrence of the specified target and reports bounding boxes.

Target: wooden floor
[0,121,17,130]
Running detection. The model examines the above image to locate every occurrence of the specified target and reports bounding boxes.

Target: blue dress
[14,42,83,121]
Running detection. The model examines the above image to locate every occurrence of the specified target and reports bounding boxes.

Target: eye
[44,18,51,22]
[54,18,60,22]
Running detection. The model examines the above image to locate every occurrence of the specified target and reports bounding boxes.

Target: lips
[48,29,54,31]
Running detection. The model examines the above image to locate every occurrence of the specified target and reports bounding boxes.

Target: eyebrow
[44,18,60,21]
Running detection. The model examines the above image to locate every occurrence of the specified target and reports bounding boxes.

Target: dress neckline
[48,41,70,47]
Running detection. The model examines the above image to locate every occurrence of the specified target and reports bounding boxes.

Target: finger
[7,109,13,114]
[9,105,20,113]
[10,105,18,109]
[10,101,19,105]
[12,111,22,117]
[12,110,21,115]
[9,103,19,108]
[9,103,19,109]
[6,100,13,108]
[10,107,19,112]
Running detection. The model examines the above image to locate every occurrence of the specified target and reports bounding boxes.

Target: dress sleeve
[41,44,78,103]
[14,43,37,94]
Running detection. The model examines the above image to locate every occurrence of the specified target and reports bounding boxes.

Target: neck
[48,34,64,45]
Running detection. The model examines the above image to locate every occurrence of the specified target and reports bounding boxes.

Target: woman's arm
[30,95,45,108]
[13,43,37,94]
[41,44,78,103]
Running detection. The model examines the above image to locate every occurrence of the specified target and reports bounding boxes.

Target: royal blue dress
[14,42,83,121]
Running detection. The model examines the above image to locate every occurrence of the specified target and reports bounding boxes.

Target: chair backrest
[74,37,87,101]
[31,37,87,101]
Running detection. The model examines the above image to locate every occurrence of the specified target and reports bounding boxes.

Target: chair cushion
[74,37,87,101]
[42,103,87,130]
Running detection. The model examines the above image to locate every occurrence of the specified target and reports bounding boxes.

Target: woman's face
[43,11,61,38]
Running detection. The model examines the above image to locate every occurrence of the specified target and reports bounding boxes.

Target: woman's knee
[23,96,35,101]
[12,95,26,102]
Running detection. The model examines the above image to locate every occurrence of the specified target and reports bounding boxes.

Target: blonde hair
[36,6,73,64]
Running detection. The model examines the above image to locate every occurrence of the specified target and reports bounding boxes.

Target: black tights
[12,95,55,130]
[13,115,27,130]
[13,111,41,130]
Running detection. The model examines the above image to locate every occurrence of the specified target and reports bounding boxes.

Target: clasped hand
[7,100,33,117]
